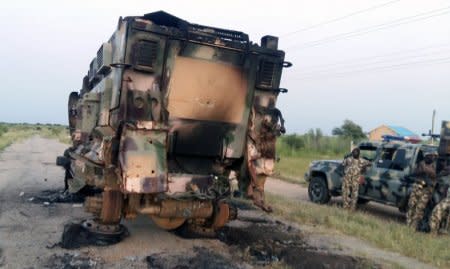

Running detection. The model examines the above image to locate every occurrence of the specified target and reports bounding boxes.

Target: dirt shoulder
[266,178,405,222]
[266,178,438,269]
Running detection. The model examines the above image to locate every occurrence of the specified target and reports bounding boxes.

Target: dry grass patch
[0,124,70,151]
[0,128,37,151]
[267,193,450,269]
[275,154,341,185]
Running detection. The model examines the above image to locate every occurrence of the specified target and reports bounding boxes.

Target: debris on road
[27,189,88,204]
[60,221,129,249]
[219,217,378,269]
[145,247,246,269]
[43,253,101,269]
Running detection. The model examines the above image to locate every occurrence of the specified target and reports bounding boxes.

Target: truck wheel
[308,177,331,204]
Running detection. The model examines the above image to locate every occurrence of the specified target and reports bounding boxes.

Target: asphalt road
[0,136,235,268]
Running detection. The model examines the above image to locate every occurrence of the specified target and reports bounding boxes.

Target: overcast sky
[1,0,449,135]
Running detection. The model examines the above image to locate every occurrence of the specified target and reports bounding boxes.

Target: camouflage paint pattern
[406,182,433,229]
[438,121,450,156]
[406,158,437,229]
[306,141,449,211]
[341,156,370,210]
[58,11,288,228]
[430,195,450,234]
[429,121,450,233]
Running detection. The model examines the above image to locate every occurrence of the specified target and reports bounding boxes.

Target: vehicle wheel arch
[311,170,335,189]
[310,171,328,183]
[308,173,331,204]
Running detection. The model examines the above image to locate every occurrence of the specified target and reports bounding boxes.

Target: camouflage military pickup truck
[304,141,450,217]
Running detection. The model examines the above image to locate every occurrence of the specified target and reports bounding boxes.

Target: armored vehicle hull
[57,11,289,236]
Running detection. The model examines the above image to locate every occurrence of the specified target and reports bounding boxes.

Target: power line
[287,7,450,49]
[287,56,450,81]
[286,6,450,50]
[293,48,450,76]
[296,57,450,81]
[295,42,450,70]
[281,0,401,37]
[299,9,450,49]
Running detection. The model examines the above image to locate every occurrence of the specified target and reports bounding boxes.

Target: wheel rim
[310,181,324,201]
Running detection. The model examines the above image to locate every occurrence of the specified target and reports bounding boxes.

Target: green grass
[267,193,450,269]
[39,125,71,144]
[0,123,70,151]
[275,153,341,185]
[275,134,348,185]
[0,128,37,151]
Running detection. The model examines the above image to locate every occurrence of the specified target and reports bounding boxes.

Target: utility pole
[431,109,436,145]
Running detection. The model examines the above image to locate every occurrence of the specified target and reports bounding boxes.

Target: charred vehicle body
[305,121,450,231]
[57,11,289,238]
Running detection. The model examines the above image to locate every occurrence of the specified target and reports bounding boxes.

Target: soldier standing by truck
[430,159,450,234]
[342,148,371,210]
[406,151,438,230]
[430,187,450,234]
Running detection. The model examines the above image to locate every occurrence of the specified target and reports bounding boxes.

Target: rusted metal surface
[100,190,123,224]
[150,216,186,230]
[119,126,168,194]
[167,56,247,124]
[212,202,230,229]
[84,195,102,216]
[138,199,213,219]
[160,200,213,218]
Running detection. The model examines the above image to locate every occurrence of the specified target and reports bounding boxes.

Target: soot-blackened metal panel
[170,120,236,157]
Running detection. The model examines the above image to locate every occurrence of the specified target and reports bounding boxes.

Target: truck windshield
[360,147,377,161]
[377,147,409,171]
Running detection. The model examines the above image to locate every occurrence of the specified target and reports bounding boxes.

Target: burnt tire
[61,221,129,249]
[308,177,331,204]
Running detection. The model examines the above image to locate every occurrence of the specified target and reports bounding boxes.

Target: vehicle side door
[383,144,415,206]
[357,144,379,198]
[362,144,409,204]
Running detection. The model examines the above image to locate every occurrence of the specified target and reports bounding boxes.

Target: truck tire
[308,177,331,204]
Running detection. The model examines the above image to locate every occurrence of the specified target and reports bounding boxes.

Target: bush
[0,124,8,137]
[50,126,62,136]
[283,134,305,150]
[277,130,353,158]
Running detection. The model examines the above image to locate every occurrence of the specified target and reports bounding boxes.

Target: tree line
[278,120,366,157]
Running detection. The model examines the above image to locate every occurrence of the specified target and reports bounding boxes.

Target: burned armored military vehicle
[57,11,289,238]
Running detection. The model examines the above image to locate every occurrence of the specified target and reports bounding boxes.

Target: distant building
[368,125,419,141]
